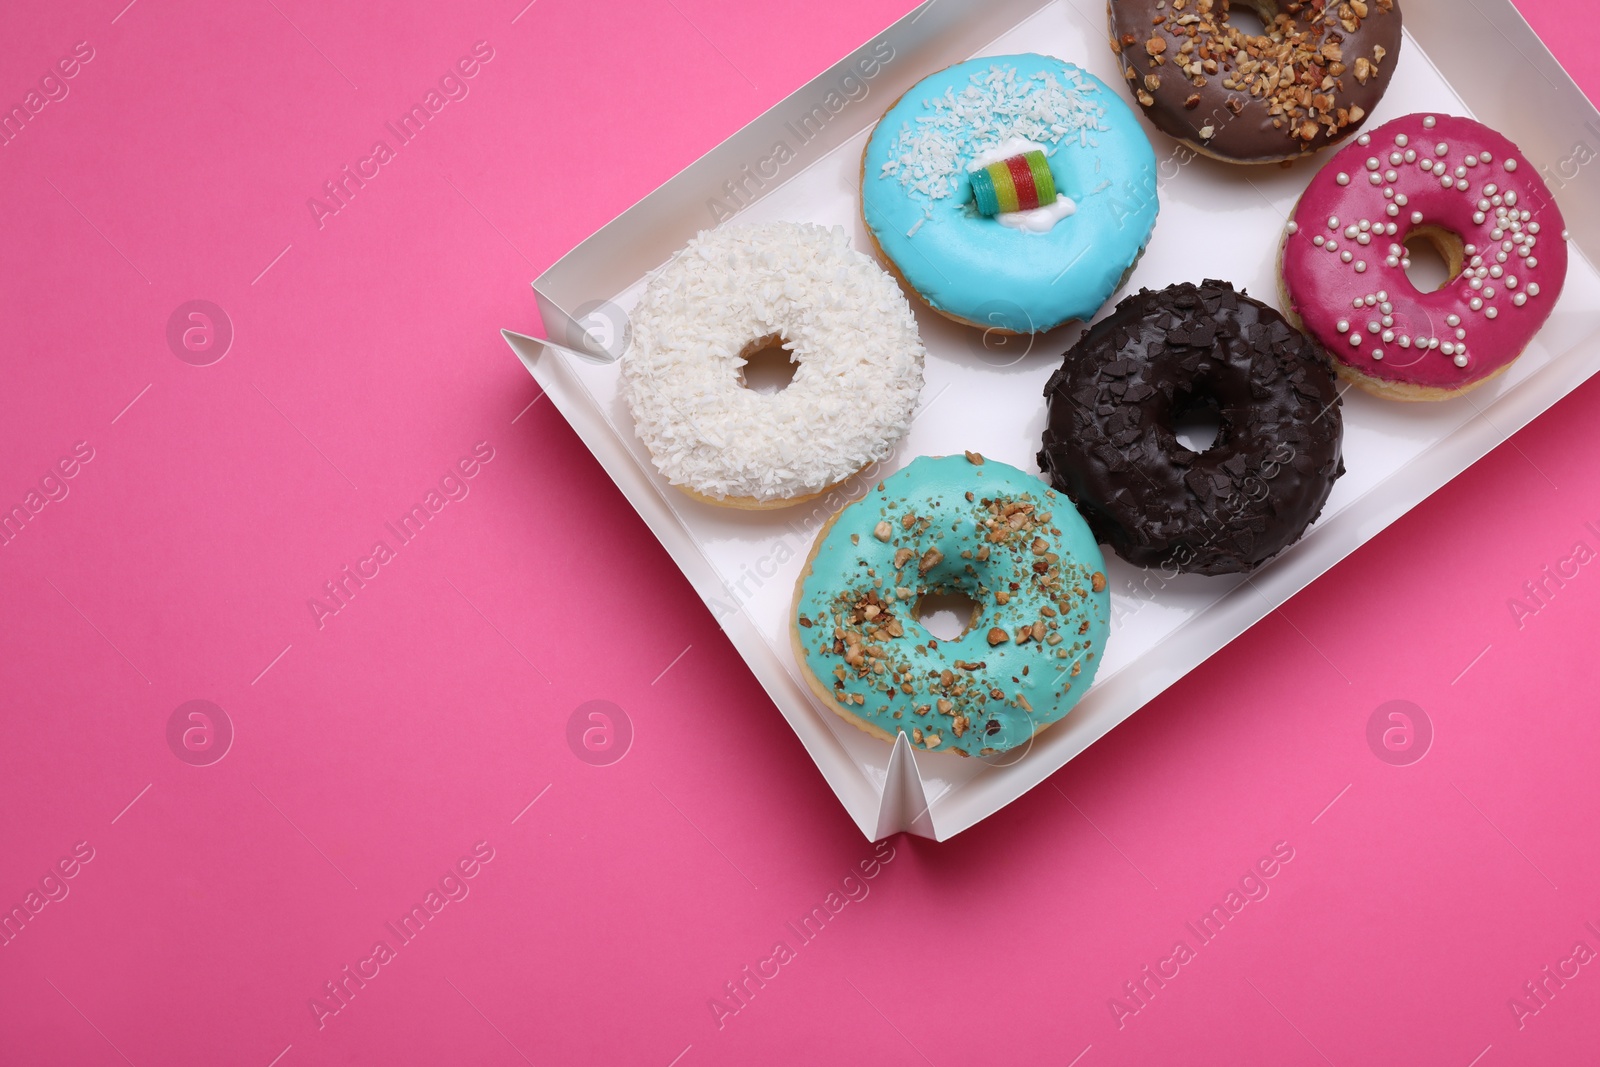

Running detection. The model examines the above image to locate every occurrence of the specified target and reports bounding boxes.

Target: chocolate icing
[1109,0,1403,163]
[1038,280,1345,575]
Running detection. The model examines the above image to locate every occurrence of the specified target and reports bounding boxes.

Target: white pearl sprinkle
[1505,190,1519,207]
[1359,133,1372,145]
[1383,329,1395,342]
[1404,149,1417,164]
[1487,307,1499,318]
[1366,295,1379,306]
[1436,143,1449,156]
[1337,320,1350,333]
[1386,256,1400,267]
[1528,258,1539,268]
[1474,212,1486,225]
[1490,265,1503,278]
[1387,170,1399,183]
[1328,240,1339,251]
[1342,251,1353,262]
[1387,204,1400,217]
[1399,336,1412,348]
[1514,293,1528,306]
[1370,173,1384,186]
[1442,342,1456,355]
[1349,334,1362,346]
[1381,301,1393,312]
[1353,297,1365,309]
[1396,133,1410,147]
[1358,233,1371,246]
[1454,354,1469,367]
[1373,350,1384,361]
[1455,166,1467,178]
[1395,194,1408,206]
[1446,314,1461,326]
[1328,216,1340,229]
[1481,150,1492,163]
[1382,315,1394,327]
[1368,321,1381,333]
[1412,211,1424,224]
[1314,236,1325,246]
[1529,222,1541,234]
[1470,297,1483,310]
[1528,283,1541,296]
[1355,261,1367,273]
[1485,183,1498,195]
[1384,188,1395,199]
[1378,291,1389,301]
[1345,226,1359,238]
[1287,221,1299,234]
[1424,116,1437,129]
[1466,154,1479,166]
[1505,158,1518,172]
[1507,276,1518,288]
[1441,176,1455,190]
[1367,158,1381,171]
[1337,173,1350,186]
[1456,328,1466,340]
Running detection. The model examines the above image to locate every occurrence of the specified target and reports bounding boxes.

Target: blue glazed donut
[862,53,1160,334]
[790,454,1111,757]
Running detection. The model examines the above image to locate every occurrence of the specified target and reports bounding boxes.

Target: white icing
[622,222,926,504]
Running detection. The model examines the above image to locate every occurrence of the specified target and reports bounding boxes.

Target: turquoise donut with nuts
[790,454,1111,757]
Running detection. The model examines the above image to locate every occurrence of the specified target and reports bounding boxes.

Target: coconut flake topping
[878,64,1108,217]
[621,222,926,504]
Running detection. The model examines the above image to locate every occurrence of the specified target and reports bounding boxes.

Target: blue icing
[862,54,1159,333]
[793,455,1111,757]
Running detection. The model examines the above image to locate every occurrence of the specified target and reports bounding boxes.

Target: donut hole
[737,334,799,394]
[1224,0,1274,39]
[1171,394,1225,454]
[1404,226,1467,293]
[915,589,981,642]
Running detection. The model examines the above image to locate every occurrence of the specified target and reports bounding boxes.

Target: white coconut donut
[621,222,926,509]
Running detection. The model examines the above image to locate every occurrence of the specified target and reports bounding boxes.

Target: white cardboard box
[504,0,1600,840]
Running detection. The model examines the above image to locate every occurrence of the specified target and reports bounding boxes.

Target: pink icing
[1282,114,1568,391]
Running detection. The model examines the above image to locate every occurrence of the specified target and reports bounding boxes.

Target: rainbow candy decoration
[969,150,1058,216]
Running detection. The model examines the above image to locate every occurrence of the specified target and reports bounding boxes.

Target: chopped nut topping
[964,450,984,465]
[873,520,892,542]
[987,627,1009,646]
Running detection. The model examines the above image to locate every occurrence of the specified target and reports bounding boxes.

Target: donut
[791,454,1110,756]
[861,54,1159,335]
[1279,114,1570,400]
[1038,280,1344,575]
[621,222,926,508]
[1108,0,1402,164]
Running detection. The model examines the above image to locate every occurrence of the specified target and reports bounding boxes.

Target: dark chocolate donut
[1037,280,1344,575]
[1108,0,1403,164]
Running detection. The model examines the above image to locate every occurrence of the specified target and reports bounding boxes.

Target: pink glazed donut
[1279,114,1569,401]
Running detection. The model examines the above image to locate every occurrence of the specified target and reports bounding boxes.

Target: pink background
[2,1,1598,1063]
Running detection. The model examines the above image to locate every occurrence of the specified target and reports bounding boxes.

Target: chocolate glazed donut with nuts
[1037,281,1345,576]
[1108,0,1402,164]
